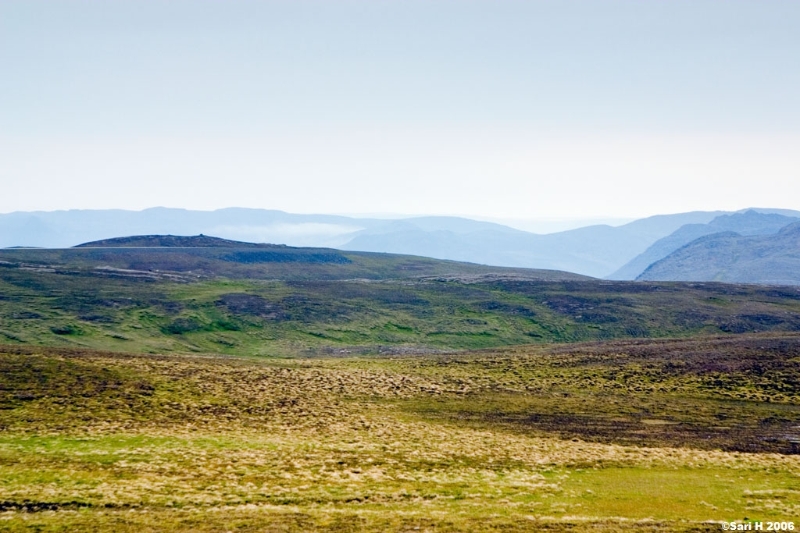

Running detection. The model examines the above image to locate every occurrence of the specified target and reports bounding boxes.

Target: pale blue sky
[2,1,799,219]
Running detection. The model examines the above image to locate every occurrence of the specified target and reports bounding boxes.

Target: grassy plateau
[1,240,799,531]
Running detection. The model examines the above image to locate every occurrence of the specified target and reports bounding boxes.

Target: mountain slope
[609,210,800,280]
[637,222,800,285]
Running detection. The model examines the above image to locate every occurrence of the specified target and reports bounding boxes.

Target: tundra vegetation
[1,244,799,531]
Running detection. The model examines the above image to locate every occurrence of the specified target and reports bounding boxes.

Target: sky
[2,0,799,221]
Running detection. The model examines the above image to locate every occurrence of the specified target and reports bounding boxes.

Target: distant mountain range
[638,221,800,285]
[608,210,800,280]
[2,207,800,281]
[338,212,725,278]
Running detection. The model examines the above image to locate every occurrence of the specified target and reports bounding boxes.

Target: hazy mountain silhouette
[609,210,800,280]
[637,221,800,285]
[3,207,797,278]
[340,211,725,277]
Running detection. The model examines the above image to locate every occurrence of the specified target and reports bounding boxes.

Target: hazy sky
[2,1,799,220]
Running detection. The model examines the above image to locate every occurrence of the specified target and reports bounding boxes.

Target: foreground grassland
[2,335,799,531]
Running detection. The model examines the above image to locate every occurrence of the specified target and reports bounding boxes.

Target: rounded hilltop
[75,234,281,248]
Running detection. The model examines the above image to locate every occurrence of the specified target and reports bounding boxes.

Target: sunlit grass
[1,339,799,531]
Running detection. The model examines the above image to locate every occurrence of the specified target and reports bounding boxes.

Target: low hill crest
[75,234,283,249]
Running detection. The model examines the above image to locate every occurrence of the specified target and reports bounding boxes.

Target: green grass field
[3,264,800,357]
[2,335,799,531]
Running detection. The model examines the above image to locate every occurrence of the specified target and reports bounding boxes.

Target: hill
[75,234,270,248]
[638,221,800,284]
[3,235,800,355]
[609,210,800,280]
[1,234,588,283]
